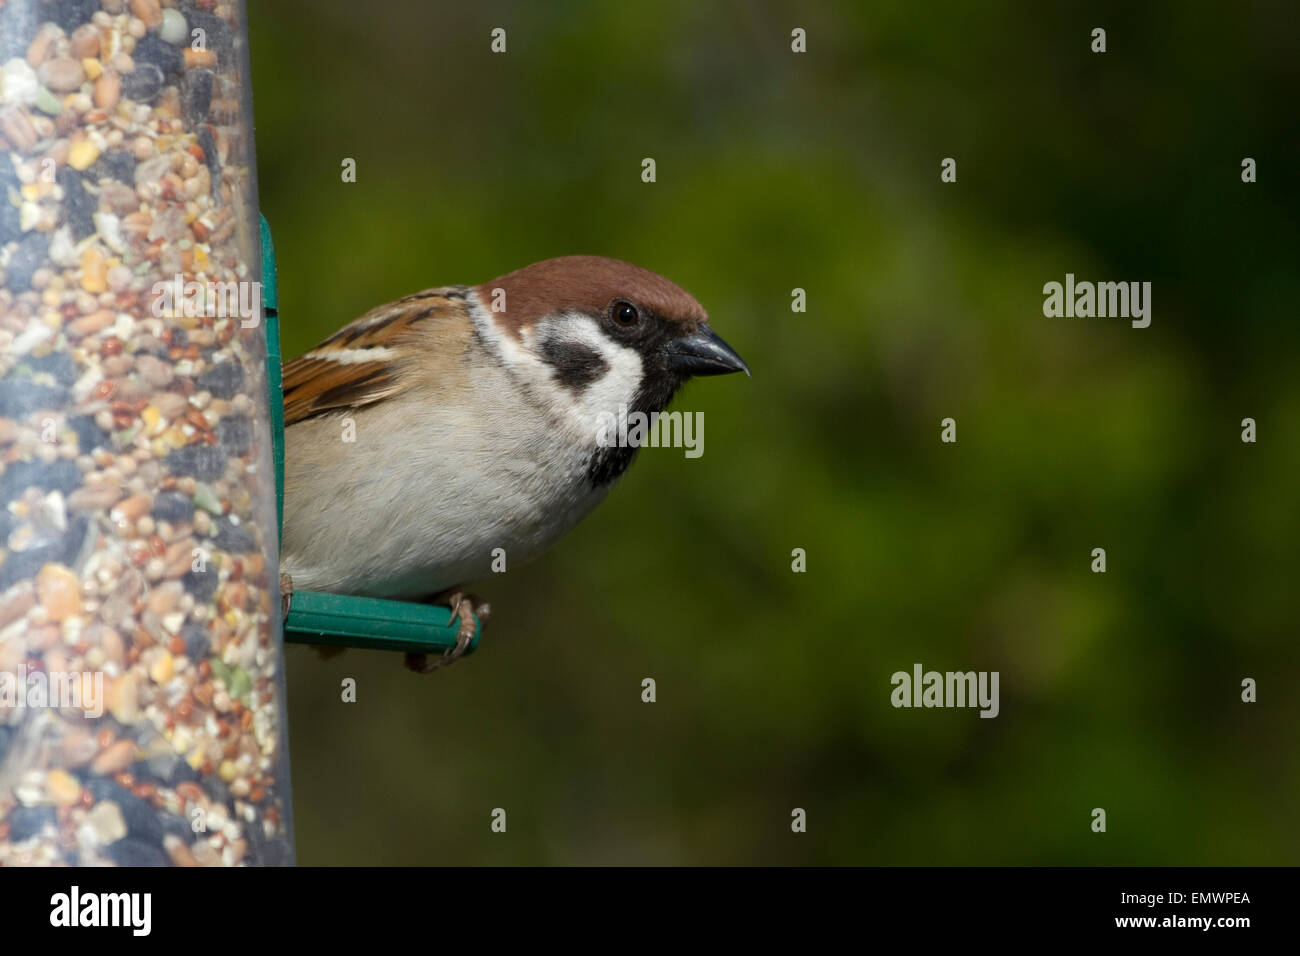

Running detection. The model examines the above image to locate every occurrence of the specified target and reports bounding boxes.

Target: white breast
[281,359,614,599]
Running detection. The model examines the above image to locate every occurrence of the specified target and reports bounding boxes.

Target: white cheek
[531,313,644,417]
[579,337,643,416]
[469,297,646,437]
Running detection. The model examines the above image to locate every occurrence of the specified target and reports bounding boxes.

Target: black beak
[664,326,751,378]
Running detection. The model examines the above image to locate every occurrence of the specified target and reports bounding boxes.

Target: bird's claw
[404,591,490,674]
[279,572,293,620]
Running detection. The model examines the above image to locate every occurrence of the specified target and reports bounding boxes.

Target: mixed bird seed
[0,0,292,865]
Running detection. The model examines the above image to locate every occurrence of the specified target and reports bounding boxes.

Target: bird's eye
[613,302,639,326]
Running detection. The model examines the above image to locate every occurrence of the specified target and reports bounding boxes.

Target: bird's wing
[281,287,469,425]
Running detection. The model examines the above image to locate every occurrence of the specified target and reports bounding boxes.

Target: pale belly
[280,398,610,598]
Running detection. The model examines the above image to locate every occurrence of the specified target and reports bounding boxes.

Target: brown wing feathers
[280,289,461,425]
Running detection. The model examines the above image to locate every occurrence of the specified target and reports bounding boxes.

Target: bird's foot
[279,571,293,620]
[404,589,490,674]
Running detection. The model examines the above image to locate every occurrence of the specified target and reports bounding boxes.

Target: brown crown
[476,256,708,337]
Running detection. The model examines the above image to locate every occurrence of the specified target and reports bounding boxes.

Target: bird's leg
[279,572,293,620]
[404,588,491,674]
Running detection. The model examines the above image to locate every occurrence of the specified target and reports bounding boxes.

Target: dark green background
[248,1,1300,864]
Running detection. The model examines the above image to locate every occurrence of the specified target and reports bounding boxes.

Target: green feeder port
[259,216,480,658]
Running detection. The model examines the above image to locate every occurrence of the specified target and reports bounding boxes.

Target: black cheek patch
[584,371,686,489]
[540,337,609,393]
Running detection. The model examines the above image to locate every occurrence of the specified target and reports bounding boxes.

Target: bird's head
[475,255,748,413]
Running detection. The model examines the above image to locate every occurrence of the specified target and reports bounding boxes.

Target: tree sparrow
[279,256,749,670]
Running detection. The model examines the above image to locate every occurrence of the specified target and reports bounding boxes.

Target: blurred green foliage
[248,0,1300,864]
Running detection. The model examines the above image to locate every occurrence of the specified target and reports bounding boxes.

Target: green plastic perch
[260,216,480,656]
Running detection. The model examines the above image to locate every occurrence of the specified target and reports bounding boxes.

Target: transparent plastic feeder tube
[0,0,293,865]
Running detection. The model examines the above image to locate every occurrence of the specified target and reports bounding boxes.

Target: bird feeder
[0,0,295,866]
[0,0,474,868]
